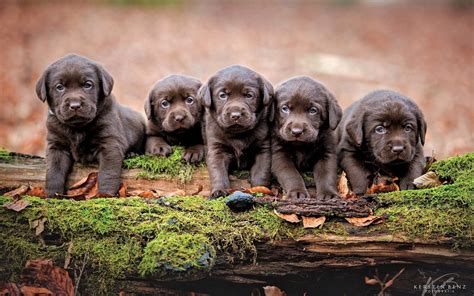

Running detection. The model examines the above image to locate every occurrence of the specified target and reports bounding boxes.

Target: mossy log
[0,151,473,295]
[0,153,249,197]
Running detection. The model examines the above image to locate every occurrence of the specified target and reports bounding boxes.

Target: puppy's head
[145,75,202,132]
[274,76,342,143]
[346,90,427,164]
[36,54,113,127]
[198,65,273,133]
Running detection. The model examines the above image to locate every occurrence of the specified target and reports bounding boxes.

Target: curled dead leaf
[364,276,378,285]
[263,285,287,296]
[273,210,300,223]
[246,186,273,195]
[189,184,204,195]
[128,190,157,198]
[337,172,350,196]
[413,171,442,189]
[164,189,186,198]
[346,215,384,227]
[32,217,47,236]
[367,175,399,194]
[21,259,74,296]
[3,199,30,212]
[20,286,54,296]
[302,216,326,228]
[5,185,29,198]
[118,183,127,197]
[68,172,98,190]
[26,187,46,198]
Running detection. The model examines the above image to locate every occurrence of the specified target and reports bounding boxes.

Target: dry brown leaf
[20,286,54,296]
[118,183,127,197]
[128,190,157,198]
[413,171,442,189]
[164,189,186,197]
[366,175,399,194]
[346,215,384,227]
[246,186,273,195]
[263,285,287,296]
[32,217,47,236]
[67,172,98,197]
[5,185,29,198]
[85,183,99,199]
[63,242,73,269]
[26,187,46,198]
[364,276,378,285]
[337,172,350,196]
[273,210,300,223]
[189,184,204,195]
[0,283,20,295]
[68,172,98,190]
[302,216,326,228]
[21,259,74,296]
[3,199,30,212]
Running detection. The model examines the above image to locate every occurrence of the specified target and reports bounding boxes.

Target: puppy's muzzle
[223,105,251,126]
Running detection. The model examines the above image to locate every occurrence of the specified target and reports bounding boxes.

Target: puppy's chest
[67,132,101,163]
[287,146,321,171]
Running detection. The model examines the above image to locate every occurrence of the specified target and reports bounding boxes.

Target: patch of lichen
[123,146,201,182]
[375,153,474,248]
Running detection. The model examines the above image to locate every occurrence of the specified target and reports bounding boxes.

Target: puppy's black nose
[231,112,241,121]
[392,145,405,153]
[291,127,304,136]
[174,114,186,123]
[69,101,82,111]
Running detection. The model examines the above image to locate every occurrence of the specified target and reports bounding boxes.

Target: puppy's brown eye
[245,93,253,99]
[309,107,318,115]
[55,84,65,92]
[83,81,94,90]
[218,92,228,100]
[185,96,194,105]
[404,125,414,133]
[375,126,387,134]
[281,105,290,114]
[161,100,170,108]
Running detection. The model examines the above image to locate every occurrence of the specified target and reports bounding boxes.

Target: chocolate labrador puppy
[336,90,427,195]
[36,54,145,198]
[144,75,204,163]
[272,76,342,199]
[199,65,273,199]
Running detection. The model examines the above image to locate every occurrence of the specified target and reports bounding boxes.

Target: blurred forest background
[0,0,472,158]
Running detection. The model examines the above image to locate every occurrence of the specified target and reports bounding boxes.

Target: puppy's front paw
[399,178,415,190]
[147,143,172,157]
[287,189,309,199]
[182,144,205,163]
[316,190,340,201]
[209,189,229,200]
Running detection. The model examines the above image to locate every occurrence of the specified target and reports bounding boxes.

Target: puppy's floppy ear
[35,70,49,103]
[326,91,343,130]
[268,101,275,122]
[260,77,274,106]
[198,79,213,109]
[144,92,154,120]
[345,109,365,147]
[95,63,114,97]
[416,108,427,145]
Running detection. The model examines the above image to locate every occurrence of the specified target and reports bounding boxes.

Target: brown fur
[336,90,427,195]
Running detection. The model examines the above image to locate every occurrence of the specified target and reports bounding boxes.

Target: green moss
[376,153,474,248]
[0,148,12,160]
[139,233,214,277]
[0,195,302,294]
[123,146,201,182]
[1,153,472,294]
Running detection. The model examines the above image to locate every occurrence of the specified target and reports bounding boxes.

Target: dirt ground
[0,0,472,158]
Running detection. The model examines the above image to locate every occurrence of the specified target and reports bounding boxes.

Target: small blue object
[225,191,255,212]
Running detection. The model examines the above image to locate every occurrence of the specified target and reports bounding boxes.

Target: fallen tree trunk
[0,154,249,197]
[1,152,473,295]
